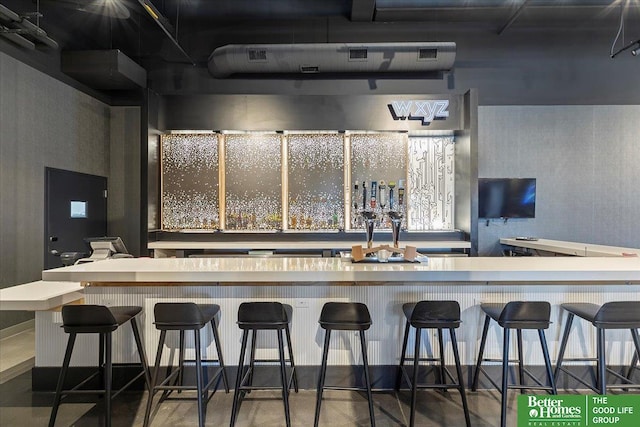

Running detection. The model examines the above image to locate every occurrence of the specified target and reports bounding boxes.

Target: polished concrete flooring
[0,370,592,427]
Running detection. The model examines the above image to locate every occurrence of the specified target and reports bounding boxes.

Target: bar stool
[314,302,375,427]
[554,301,640,394]
[471,301,556,427]
[144,302,229,427]
[396,301,470,427]
[230,302,298,427]
[49,305,151,427]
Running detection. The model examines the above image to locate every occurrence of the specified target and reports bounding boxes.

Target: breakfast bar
[35,256,640,385]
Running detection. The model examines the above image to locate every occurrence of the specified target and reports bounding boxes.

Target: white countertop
[148,240,471,250]
[0,281,84,311]
[41,256,640,284]
[500,238,640,257]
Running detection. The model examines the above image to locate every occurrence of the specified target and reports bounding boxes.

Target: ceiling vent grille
[418,48,438,60]
[208,42,456,77]
[247,48,267,62]
[349,48,368,61]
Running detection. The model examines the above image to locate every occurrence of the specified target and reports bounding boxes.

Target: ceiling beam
[351,0,375,22]
[498,0,532,35]
[137,0,195,65]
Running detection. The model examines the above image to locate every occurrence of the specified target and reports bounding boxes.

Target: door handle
[49,236,58,242]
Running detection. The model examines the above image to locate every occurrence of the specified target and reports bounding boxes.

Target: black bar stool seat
[49,305,151,427]
[472,301,556,427]
[231,302,298,427]
[314,302,375,427]
[555,301,640,394]
[144,302,229,427]
[396,301,470,427]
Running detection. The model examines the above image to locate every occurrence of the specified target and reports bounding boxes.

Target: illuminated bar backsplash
[160,132,455,232]
[288,134,344,230]
[350,133,407,230]
[225,134,282,230]
[161,134,219,230]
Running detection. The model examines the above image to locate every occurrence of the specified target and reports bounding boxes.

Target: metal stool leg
[472,315,491,391]
[554,313,574,381]
[517,329,525,393]
[396,320,410,390]
[104,332,113,427]
[410,327,421,427]
[131,318,151,390]
[248,330,257,392]
[144,330,166,427]
[285,325,299,392]
[451,329,471,427]
[277,329,291,427]
[177,330,185,393]
[314,329,331,427]
[194,329,205,427]
[628,329,640,380]
[539,329,556,394]
[360,329,375,427]
[230,330,249,427]
[438,329,447,391]
[500,328,511,427]
[210,317,230,393]
[48,333,77,427]
[597,328,607,395]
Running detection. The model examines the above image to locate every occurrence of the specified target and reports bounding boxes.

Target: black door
[45,168,107,269]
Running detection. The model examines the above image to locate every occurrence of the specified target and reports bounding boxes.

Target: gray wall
[109,107,141,256]
[478,105,640,256]
[0,52,111,329]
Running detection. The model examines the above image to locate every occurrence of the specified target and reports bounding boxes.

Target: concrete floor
[0,369,587,427]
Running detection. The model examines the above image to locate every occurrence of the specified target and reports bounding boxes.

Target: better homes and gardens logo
[518,395,640,427]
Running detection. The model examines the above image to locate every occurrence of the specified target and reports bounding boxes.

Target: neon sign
[389,100,449,125]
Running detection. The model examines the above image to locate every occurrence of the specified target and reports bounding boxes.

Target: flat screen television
[478,178,536,219]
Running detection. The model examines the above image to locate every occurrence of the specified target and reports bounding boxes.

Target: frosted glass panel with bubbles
[288,134,344,230]
[350,133,407,229]
[407,136,455,230]
[225,134,282,230]
[161,134,219,230]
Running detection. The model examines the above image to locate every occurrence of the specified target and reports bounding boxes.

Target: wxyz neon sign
[389,100,449,125]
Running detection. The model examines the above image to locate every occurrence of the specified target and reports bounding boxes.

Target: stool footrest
[322,385,371,392]
[400,364,457,388]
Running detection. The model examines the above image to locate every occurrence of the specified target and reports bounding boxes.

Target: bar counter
[35,257,640,384]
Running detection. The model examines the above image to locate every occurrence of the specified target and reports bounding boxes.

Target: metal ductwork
[208,42,456,78]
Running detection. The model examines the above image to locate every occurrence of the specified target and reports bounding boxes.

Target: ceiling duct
[208,42,456,78]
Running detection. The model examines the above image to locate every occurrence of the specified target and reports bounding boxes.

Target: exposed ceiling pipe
[0,2,58,49]
[136,0,195,65]
[208,42,456,78]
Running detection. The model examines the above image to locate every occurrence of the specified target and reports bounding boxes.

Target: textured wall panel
[35,284,640,369]
[478,105,640,256]
[0,52,111,329]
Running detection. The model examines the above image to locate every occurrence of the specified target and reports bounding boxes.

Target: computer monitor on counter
[75,237,132,264]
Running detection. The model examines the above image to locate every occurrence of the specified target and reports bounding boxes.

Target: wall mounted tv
[478,178,536,219]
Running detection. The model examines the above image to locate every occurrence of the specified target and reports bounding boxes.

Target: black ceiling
[2,0,639,93]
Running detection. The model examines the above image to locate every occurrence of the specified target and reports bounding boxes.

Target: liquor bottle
[388,181,396,211]
[352,182,360,228]
[398,179,405,212]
